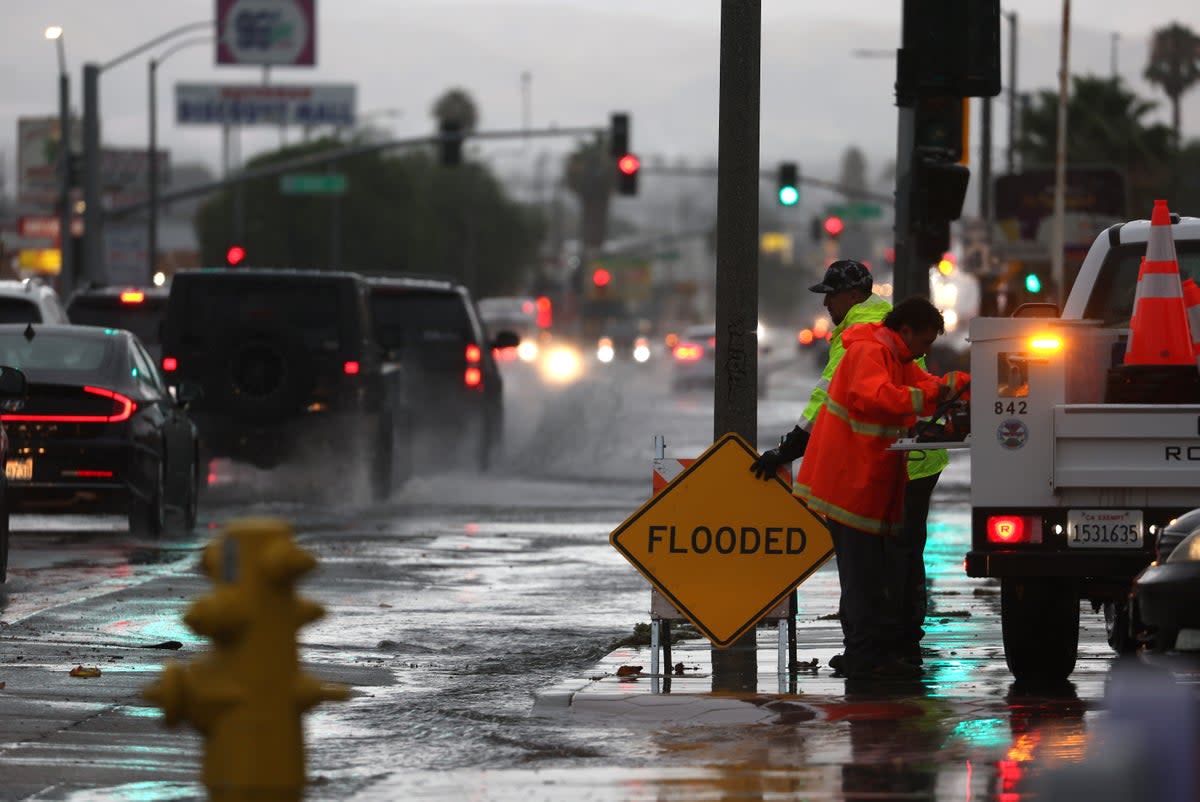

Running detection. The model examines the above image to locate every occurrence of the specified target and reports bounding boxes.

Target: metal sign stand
[648,435,796,694]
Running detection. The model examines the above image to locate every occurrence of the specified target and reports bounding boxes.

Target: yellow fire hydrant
[144,518,347,802]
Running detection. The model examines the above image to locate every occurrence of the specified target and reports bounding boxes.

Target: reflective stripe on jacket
[799,294,949,480]
[795,322,945,535]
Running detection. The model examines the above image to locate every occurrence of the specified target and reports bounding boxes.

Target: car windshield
[0,331,113,374]
[371,290,473,357]
[0,298,43,324]
[69,297,166,344]
[1083,240,1200,326]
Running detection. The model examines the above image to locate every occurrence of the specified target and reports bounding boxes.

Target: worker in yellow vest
[750,260,956,671]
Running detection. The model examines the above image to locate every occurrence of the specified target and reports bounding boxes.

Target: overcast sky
[3,1,1198,206]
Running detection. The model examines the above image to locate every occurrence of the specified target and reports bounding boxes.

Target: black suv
[367,275,516,470]
[161,269,400,500]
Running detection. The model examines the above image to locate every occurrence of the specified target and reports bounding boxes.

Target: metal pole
[1006,11,1018,175]
[1051,0,1070,304]
[1111,32,1119,78]
[148,58,159,284]
[82,63,102,286]
[58,72,73,296]
[712,0,760,692]
[893,104,919,301]
[981,97,993,223]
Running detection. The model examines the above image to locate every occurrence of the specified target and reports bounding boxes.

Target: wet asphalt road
[0,349,1165,801]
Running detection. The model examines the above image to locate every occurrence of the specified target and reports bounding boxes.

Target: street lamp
[148,36,211,283]
[81,20,211,292]
[45,25,72,292]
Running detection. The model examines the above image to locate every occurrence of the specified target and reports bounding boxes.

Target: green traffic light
[778,186,799,206]
[1025,273,1042,293]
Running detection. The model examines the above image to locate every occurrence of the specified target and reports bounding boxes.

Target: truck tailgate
[1054,404,1200,488]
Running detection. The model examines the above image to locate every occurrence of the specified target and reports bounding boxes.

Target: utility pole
[1006,11,1018,175]
[82,63,102,286]
[1051,0,1071,305]
[712,0,760,692]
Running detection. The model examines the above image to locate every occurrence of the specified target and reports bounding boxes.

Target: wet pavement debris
[68,665,101,678]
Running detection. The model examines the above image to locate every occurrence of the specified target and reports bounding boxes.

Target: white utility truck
[964,211,1200,683]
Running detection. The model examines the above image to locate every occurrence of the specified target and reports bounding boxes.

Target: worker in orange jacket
[793,297,958,680]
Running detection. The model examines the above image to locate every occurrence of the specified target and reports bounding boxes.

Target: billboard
[17,116,80,208]
[216,0,316,66]
[176,83,355,126]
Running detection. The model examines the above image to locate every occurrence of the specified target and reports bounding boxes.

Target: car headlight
[1166,529,1200,563]
[541,345,584,383]
[517,340,539,362]
[596,337,615,363]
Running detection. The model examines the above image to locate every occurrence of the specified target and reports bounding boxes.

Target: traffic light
[225,245,246,266]
[908,94,969,267]
[823,215,845,239]
[592,267,611,288]
[616,153,640,196]
[609,112,629,157]
[776,162,799,207]
[144,519,347,799]
[897,0,1001,101]
[1025,271,1043,294]
[438,120,463,166]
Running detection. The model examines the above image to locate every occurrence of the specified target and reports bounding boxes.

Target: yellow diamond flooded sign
[610,432,833,648]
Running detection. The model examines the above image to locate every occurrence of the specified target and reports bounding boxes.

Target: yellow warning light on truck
[1029,335,1063,354]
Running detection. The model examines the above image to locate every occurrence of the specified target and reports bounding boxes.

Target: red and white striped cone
[1124,200,1193,366]
[1183,277,1200,373]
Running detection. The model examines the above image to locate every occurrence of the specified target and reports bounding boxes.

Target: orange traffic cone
[1184,278,1200,370]
[1124,200,1193,366]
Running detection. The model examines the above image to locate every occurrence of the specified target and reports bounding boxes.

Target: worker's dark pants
[829,520,896,673]
[886,471,942,659]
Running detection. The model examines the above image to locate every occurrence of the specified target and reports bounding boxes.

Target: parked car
[160,269,400,501]
[0,325,197,539]
[0,279,70,324]
[66,285,169,360]
[0,366,27,582]
[670,323,769,397]
[367,275,517,471]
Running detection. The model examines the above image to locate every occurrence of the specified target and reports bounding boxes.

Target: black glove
[750,425,810,480]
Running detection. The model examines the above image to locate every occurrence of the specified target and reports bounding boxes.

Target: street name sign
[610,432,833,647]
[826,202,883,221]
[280,173,347,195]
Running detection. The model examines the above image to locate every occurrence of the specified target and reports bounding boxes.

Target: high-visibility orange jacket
[795,322,955,535]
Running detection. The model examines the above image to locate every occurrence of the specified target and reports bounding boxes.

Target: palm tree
[1144,22,1200,148]
[564,135,613,249]
[1018,75,1172,212]
[431,88,479,132]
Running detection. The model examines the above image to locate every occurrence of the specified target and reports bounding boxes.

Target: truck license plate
[1066,510,1143,548]
[5,458,32,481]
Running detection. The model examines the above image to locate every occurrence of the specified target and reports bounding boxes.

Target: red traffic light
[823,216,845,237]
[592,267,612,287]
[617,154,640,176]
[225,245,246,266]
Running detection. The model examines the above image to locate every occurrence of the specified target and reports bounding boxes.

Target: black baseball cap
[809,259,873,294]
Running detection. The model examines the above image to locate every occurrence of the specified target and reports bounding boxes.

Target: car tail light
[986,515,1043,545]
[343,361,360,375]
[465,367,482,388]
[62,469,115,478]
[798,329,815,346]
[162,356,178,372]
[4,386,136,423]
[120,290,145,304]
[673,343,704,362]
[465,344,481,364]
